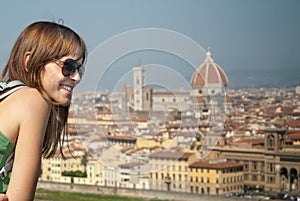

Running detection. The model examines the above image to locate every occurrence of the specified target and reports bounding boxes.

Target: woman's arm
[0,194,7,201]
[6,88,50,200]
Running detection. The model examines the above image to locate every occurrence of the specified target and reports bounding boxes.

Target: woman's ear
[23,51,31,72]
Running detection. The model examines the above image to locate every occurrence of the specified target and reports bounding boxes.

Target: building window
[267,135,275,149]
[253,161,257,170]
[245,163,249,170]
[261,175,265,181]
[267,176,275,183]
[268,163,275,173]
[261,162,265,170]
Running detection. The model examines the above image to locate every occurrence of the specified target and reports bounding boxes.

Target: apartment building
[41,151,85,184]
[148,150,198,192]
[212,129,300,193]
[118,162,149,189]
[189,160,244,195]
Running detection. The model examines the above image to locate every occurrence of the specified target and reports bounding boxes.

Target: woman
[0,21,87,200]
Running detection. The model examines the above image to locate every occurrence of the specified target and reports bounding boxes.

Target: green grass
[35,189,168,201]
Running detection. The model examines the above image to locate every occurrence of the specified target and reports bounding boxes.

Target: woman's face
[41,56,82,106]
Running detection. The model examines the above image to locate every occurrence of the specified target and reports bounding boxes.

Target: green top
[0,131,15,193]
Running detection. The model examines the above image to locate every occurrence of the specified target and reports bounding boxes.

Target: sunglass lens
[63,59,80,76]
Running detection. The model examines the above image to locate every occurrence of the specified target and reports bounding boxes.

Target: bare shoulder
[0,87,51,142]
[11,87,48,106]
[6,87,50,118]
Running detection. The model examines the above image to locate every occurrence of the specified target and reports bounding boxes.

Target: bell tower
[264,128,286,152]
[133,66,146,111]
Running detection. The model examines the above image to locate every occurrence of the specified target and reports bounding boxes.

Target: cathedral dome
[190,48,229,89]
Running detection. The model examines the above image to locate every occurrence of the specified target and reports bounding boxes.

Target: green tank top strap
[0,131,15,192]
[0,80,26,192]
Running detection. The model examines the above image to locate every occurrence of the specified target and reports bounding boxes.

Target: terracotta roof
[286,119,300,128]
[190,68,205,87]
[131,115,149,122]
[119,162,144,168]
[234,138,264,146]
[122,83,133,98]
[149,151,194,160]
[153,91,189,96]
[190,48,228,88]
[225,95,232,103]
[106,135,137,141]
[189,161,243,169]
[287,132,300,140]
[191,96,206,104]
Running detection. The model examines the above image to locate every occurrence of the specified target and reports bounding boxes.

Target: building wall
[119,164,149,189]
[41,151,88,184]
[136,138,176,149]
[84,159,103,185]
[189,162,244,195]
[102,167,119,187]
[37,181,249,201]
[214,149,266,188]
[152,92,191,111]
[143,87,152,111]
[149,152,198,193]
[296,86,300,95]
[212,146,300,193]
[61,157,86,173]
[133,66,146,111]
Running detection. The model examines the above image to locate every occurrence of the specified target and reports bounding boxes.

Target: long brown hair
[1,21,87,158]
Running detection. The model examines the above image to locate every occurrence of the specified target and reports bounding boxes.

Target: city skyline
[0,0,299,90]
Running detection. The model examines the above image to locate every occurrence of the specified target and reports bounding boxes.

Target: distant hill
[227,67,300,89]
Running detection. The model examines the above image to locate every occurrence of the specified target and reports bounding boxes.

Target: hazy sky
[1,0,299,90]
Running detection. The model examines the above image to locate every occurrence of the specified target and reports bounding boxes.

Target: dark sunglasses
[53,59,84,77]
